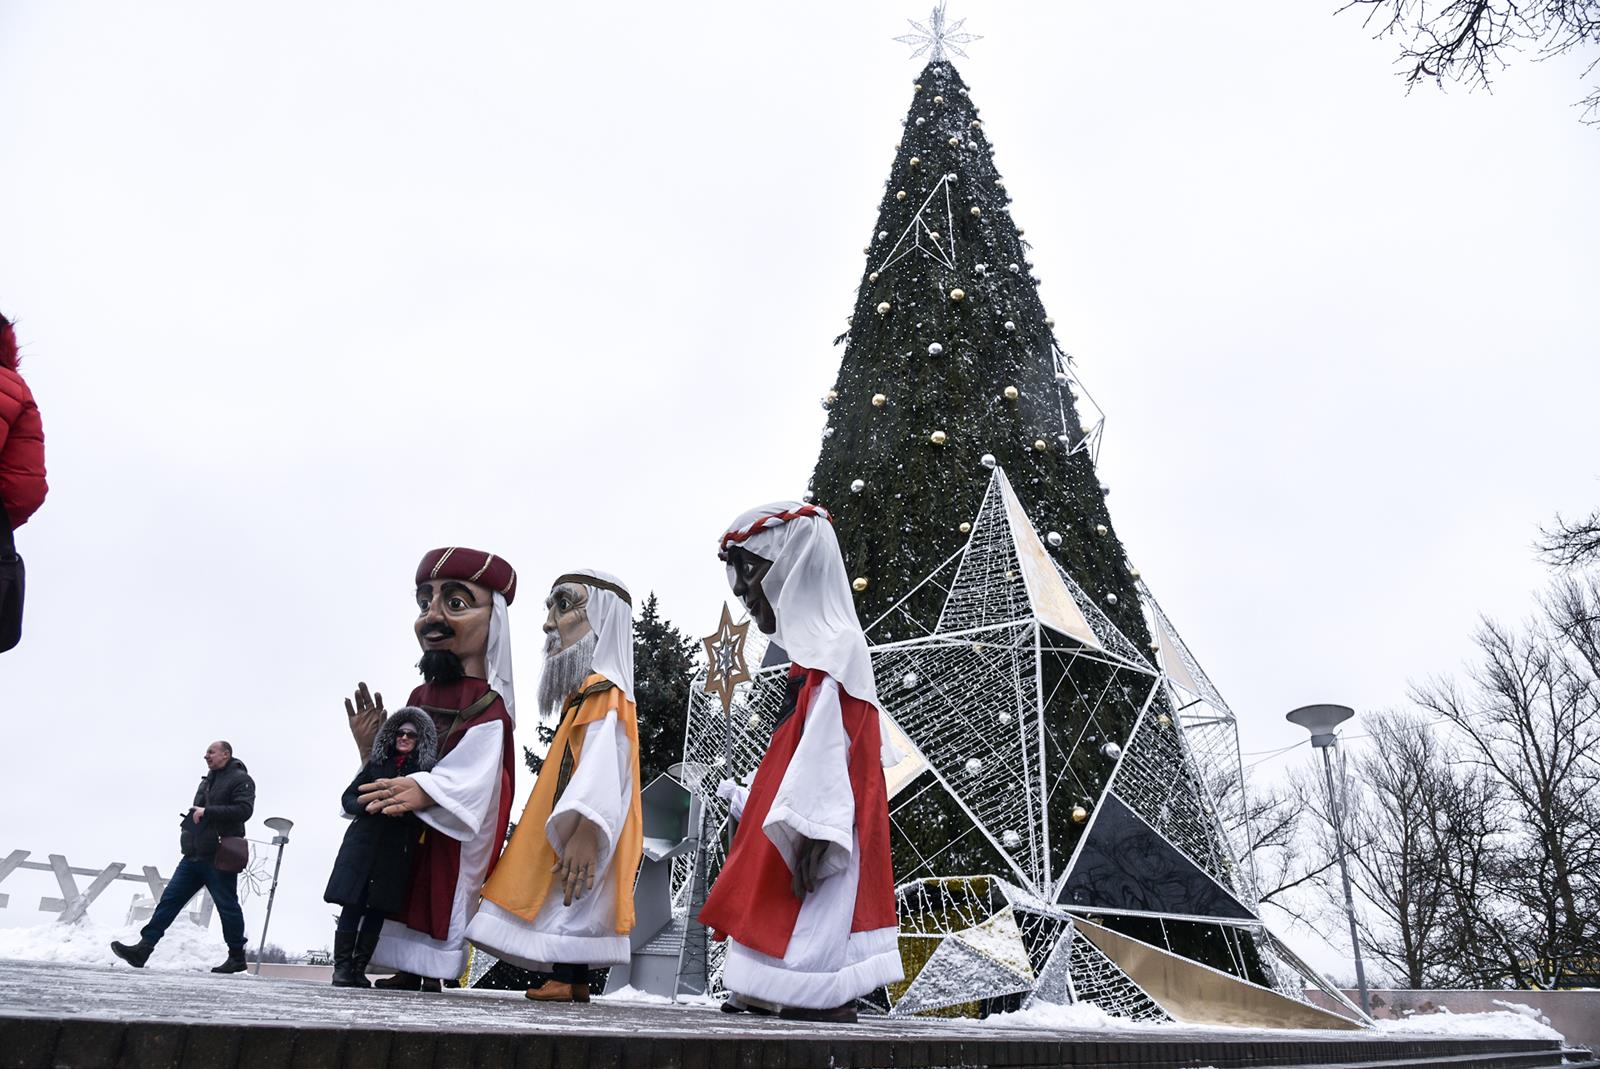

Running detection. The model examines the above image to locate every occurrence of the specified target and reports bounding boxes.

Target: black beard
[419,649,467,684]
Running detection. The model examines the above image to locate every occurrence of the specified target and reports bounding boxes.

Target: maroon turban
[415,547,518,605]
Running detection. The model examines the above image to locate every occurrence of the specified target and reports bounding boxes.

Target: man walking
[111,741,255,973]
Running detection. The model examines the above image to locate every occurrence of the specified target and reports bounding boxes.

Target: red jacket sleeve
[0,368,47,529]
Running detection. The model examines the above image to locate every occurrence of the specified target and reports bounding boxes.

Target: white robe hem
[369,923,468,980]
[723,927,903,1009]
[467,901,629,969]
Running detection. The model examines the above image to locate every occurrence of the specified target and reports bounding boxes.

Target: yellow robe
[480,674,644,935]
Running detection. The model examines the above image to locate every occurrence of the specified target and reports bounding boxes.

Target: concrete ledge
[0,959,1569,1069]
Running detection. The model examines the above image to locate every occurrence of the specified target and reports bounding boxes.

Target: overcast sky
[2,2,1596,978]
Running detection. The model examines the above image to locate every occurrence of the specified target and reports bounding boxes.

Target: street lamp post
[252,816,294,976]
[1285,703,1370,1017]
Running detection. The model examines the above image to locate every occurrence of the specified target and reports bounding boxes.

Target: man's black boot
[330,931,362,987]
[212,947,248,974]
[374,970,422,991]
[110,940,154,968]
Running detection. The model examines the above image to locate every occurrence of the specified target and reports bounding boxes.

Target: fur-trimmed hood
[370,707,438,770]
[0,314,16,372]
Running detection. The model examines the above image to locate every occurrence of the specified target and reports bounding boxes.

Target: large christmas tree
[810,59,1149,658]
[806,59,1156,886]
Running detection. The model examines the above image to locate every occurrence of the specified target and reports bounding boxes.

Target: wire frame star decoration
[701,602,753,716]
[894,1,981,63]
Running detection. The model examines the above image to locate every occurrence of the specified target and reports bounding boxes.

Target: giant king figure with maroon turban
[344,547,520,991]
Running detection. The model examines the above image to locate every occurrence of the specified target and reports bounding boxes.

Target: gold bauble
[969,119,982,129]
[949,288,965,301]
[1095,523,1108,535]
[933,94,945,104]
[1071,805,1089,824]
[929,230,941,240]
[1003,385,1019,400]
[896,190,908,201]
[930,430,948,445]
[871,393,887,407]
[909,156,921,169]
[970,206,981,217]
[876,301,891,315]
[1045,317,1056,328]
[1033,439,1048,452]
[1158,714,1173,728]
[947,136,960,147]
[959,521,972,534]
[869,271,880,282]
[1129,567,1141,579]
[914,83,923,91]
[826,390,839,403]
[995,178,1006,188]
[851,577,869,593]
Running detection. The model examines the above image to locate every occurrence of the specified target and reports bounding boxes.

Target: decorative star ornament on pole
[701,603,753,716]
[894,1,981,62]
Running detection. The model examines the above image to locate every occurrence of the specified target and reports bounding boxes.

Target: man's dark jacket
[179,758,255,859]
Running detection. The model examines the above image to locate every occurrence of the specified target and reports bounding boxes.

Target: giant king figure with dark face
[697,504,902,1022]
[344,547,519,991]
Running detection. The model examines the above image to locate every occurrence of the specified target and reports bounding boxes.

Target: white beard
[538,631,597,717]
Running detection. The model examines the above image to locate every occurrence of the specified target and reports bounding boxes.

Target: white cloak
[465,709,635,969]
[721,676,903,1009]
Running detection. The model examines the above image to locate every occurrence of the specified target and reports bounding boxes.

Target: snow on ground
[978,1001,1141,1031]
[982,999,1566,1042]
[0,919,236,973]
[593,984,674,1006]
[1371,1008,1563,1042]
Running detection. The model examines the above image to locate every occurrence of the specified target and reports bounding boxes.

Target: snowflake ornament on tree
[894,1,982,63]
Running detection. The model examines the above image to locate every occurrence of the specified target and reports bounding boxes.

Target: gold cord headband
[553,573,632,607]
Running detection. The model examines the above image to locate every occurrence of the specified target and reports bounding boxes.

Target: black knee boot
[349,929,380,989]
[331,931,363,987]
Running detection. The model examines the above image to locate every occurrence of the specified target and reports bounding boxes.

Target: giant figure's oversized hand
[358,776,433,817]
[345,682,387,759]
[791,837,832,900]
[552,818,603,906]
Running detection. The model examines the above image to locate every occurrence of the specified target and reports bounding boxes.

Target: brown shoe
[526,980,590,1003]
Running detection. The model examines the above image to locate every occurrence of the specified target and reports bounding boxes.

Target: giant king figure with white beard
[466,569,644,1003]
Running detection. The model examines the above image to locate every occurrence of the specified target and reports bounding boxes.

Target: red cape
[699,666,897,958]
[397,678,515,941]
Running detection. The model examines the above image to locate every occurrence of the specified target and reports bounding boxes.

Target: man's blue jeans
[140,856,247,951]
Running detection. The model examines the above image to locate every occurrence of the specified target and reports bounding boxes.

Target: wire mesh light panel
[672,467,1352,1021]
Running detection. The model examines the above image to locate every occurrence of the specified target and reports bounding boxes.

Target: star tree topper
[701,603,753,716]
[894,1,981,62]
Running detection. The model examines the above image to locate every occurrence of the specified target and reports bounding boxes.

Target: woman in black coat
[324,706,437,987]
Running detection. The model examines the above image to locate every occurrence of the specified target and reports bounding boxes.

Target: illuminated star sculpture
[701,603,753,716]
[894,1,981,63]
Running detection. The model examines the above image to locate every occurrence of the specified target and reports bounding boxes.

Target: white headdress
[554,569,635,701]
[486,592,517,723]
[719,502,881,712]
